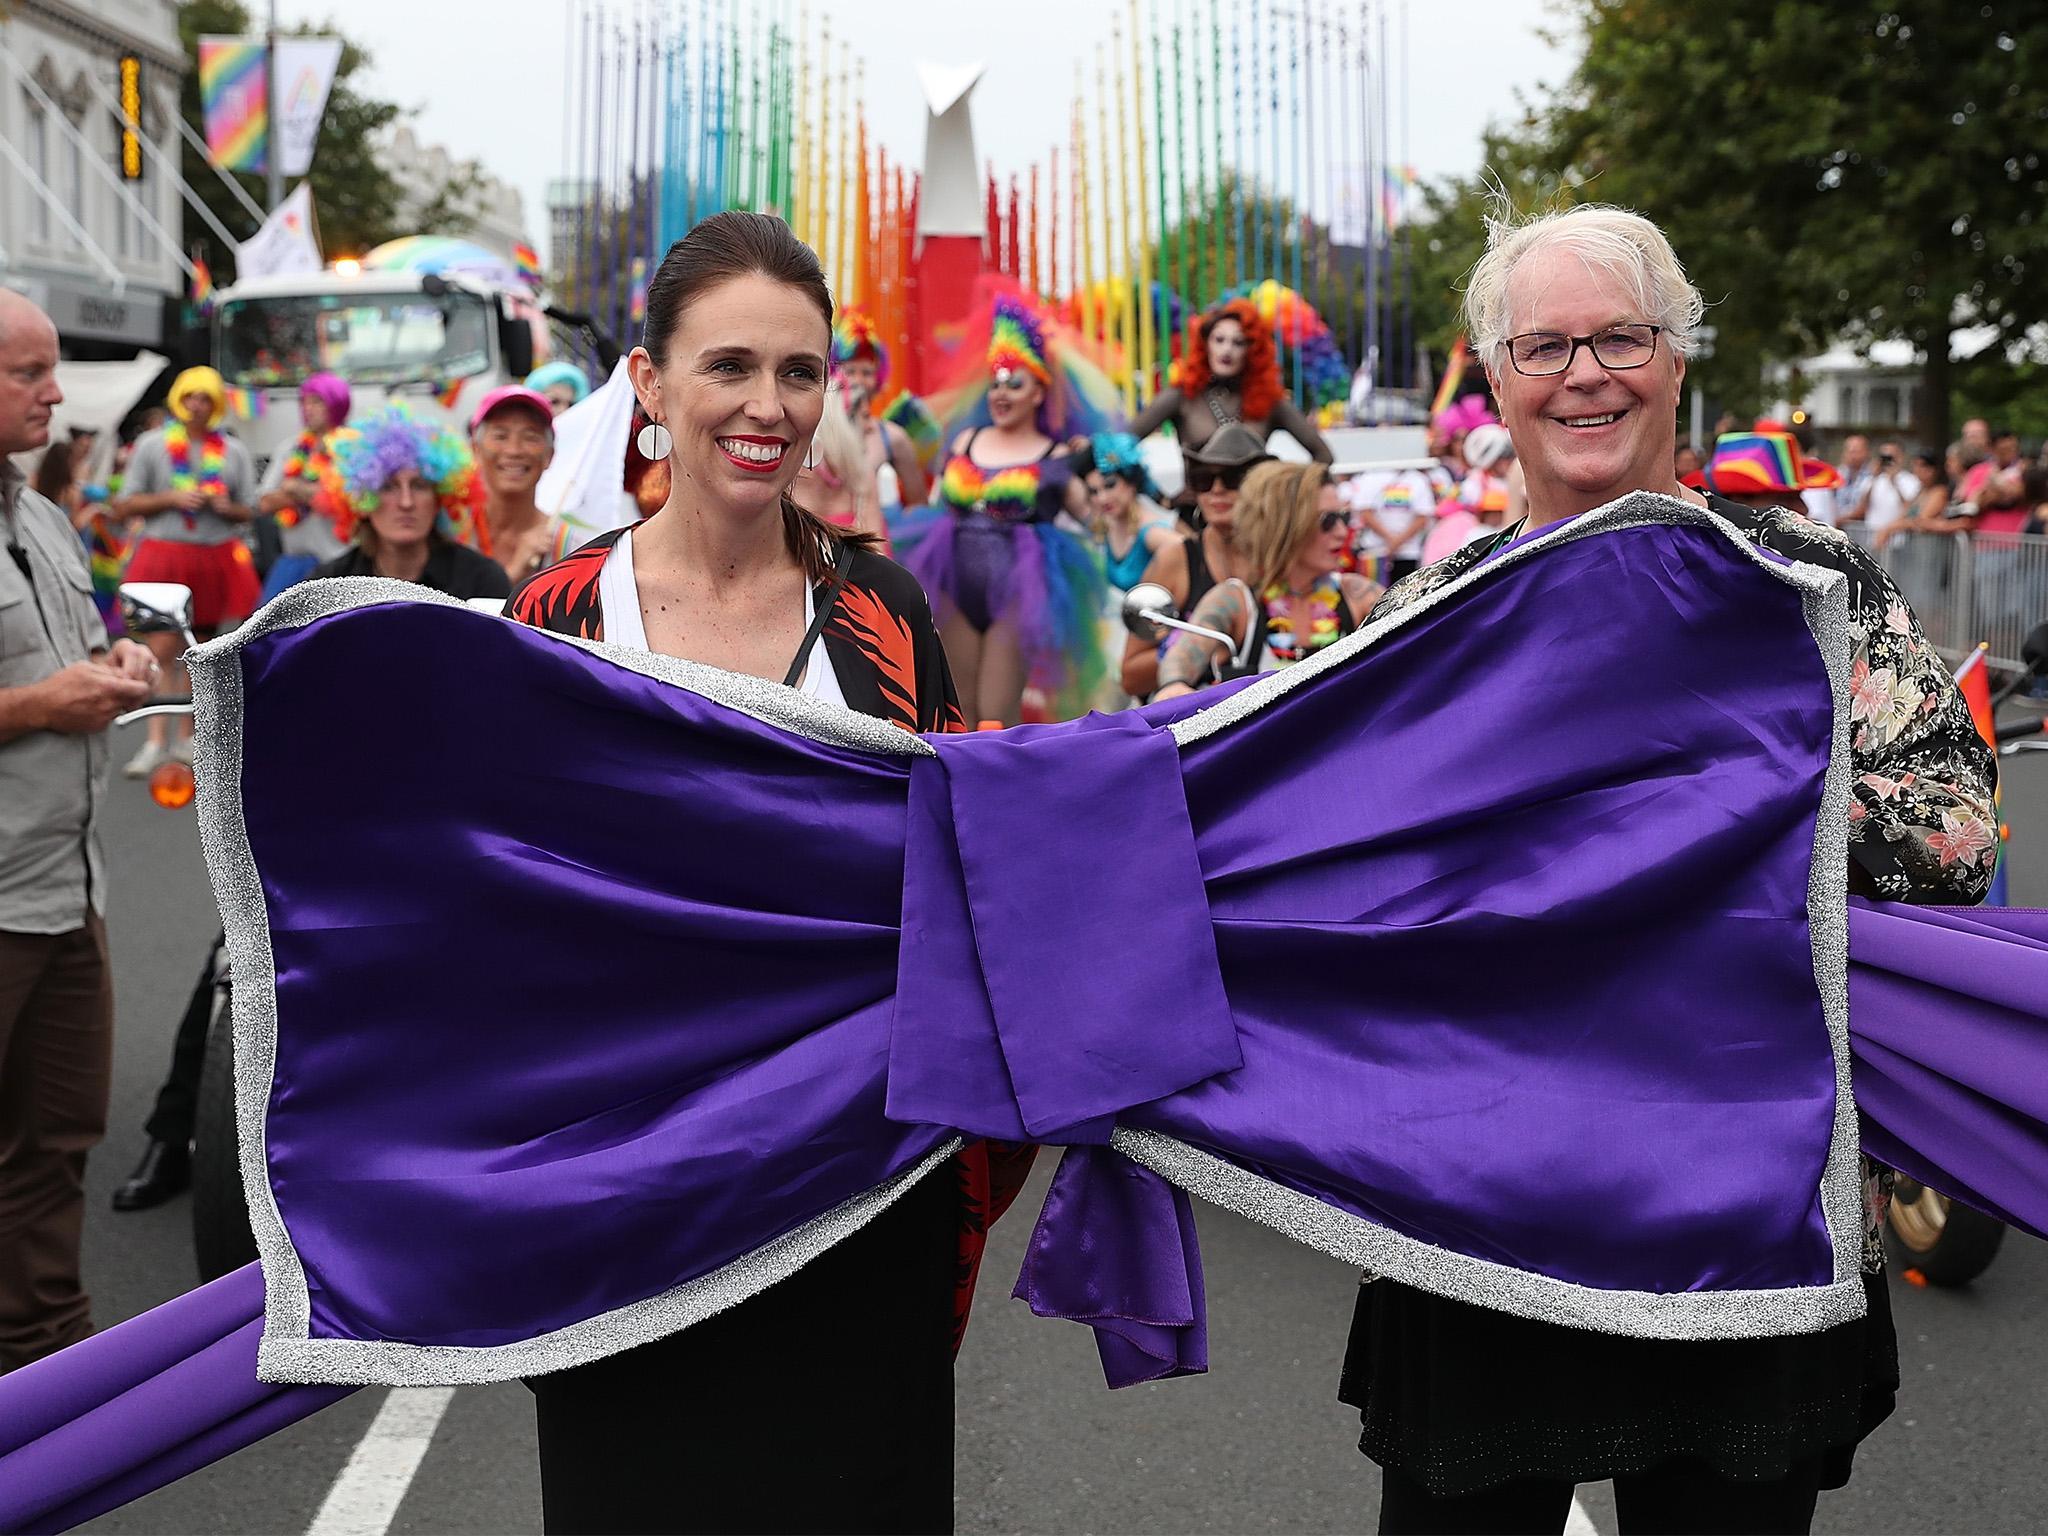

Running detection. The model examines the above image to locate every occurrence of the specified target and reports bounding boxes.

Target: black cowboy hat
[1181,422,1276,470]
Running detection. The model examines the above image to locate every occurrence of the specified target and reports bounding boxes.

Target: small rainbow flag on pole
[188,254,217,317]
[1430,336,1470,420]
[1381,164,1418,232]
[628,257,649,326]
[199,37,269,173]
[511,242,543,293]
[1954,644,2010,904]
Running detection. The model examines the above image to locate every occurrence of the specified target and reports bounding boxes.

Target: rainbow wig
[831,308,891,394]
[925,278,1121,444]
[329,405,477,537]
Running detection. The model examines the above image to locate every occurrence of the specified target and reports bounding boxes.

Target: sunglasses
[1186,464,1253,493]
[1318,510,1350,535]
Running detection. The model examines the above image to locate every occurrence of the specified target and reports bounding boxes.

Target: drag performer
[1123,298,1334,467]
[831,306,930,506]
[1340,204,1995,1536]
[505,211,1028,1534]
[112,367,260,776]
[1117,423,1271,699]
[1080,431,1177,594]
[255,372,354,600]
[906,287,1115,725]
[1152,462,1378,696]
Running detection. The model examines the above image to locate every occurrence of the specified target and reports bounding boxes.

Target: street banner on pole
[199,36,268,172]
[273,37,343,178]
[236,181,322,280]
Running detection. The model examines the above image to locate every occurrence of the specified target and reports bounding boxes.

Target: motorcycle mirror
[119,581,195,636]
[1122,581,1180,643]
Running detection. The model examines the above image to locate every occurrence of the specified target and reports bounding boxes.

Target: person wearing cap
[1117,423,1271,699]
[525,361,592,418]
[469,385,572,584]
[1700,426,1844,516]
[111,366,260,777]
[1340,203,1994,1536]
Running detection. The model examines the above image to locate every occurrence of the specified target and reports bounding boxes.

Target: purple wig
[300,373,352,430]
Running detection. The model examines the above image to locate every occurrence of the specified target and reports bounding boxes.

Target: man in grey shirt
[0,289,156,1371]
[111,365,257,778]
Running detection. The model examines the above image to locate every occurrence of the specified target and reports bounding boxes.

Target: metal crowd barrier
[1842,525,2048,674]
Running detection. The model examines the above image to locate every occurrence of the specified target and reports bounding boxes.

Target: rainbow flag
[1955,644,2010,904]
[199,38,268,173]
[435,379,464,411]
[189,254,216,317]
[225,385,263,421]
[511,242,543,293]
[1430,337,1470,420]
[628,257,649,326]
[1381,164,1418,232]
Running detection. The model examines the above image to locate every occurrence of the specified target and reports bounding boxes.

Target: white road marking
[305,1387,456,1536]
[1566,1491,1605,1536]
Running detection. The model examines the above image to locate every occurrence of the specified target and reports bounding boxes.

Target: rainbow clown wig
[329,406,478,540]
[925,278,1120,443]
[831,308,891,395]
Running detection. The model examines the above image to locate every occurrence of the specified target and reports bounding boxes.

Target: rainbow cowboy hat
[1703,427,1843,497]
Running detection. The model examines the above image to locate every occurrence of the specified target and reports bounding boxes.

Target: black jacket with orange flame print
[505,526,967,735]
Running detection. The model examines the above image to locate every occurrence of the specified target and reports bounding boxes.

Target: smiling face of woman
[987,368,1046,431]
[630,271,830,517]
[1206,317,1248,381]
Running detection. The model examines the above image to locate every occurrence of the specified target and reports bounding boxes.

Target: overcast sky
[277,0,1572,254]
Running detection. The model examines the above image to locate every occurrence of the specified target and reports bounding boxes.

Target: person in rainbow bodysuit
[904,290,1113,726]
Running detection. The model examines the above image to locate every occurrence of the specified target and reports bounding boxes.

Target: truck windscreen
[217,291,493,388]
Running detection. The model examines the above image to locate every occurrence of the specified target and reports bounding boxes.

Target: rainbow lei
[1261,576,1344,664]
[274,431,331,530]
[164,423,229,531]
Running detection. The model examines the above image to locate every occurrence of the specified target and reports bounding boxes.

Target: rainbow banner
[199,37,268,173]
[1381,164,1418,233]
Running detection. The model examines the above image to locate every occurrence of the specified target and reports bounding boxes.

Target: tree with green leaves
[178,1,486,280]
[1519,0,2048,445]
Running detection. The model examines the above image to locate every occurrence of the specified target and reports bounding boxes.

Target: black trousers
[1376,1457,1824,1536]
[142,934,221,1147]
[528,1158,960,1535]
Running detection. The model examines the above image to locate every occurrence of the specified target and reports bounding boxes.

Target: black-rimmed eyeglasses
[1504,324,1663,377]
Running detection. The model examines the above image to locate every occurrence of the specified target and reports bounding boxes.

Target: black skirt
[1337,1270,1898,1498]
[527,1160,961,1535]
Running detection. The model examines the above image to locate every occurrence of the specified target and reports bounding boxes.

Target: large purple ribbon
[7,500,2048,1533]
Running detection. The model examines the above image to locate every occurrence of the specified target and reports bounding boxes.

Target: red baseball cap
[469,385,555,436]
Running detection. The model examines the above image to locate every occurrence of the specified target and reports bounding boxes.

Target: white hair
[1463,203,1705,370]
[811,383,867,487]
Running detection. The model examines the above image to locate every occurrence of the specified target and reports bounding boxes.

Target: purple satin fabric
[13,514,2048,1531]
[0,1265,347,1535]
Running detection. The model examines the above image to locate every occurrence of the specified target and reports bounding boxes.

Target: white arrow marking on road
[1566,1491,1606,1535]
[306,1387,456,1536]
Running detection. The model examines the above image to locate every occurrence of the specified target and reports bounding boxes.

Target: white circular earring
[635,421,673,460]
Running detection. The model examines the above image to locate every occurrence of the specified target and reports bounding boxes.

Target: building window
[1867,385,1902,427]
[25,99,51,242]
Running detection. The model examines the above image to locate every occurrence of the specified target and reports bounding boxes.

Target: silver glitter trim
[255,1139,963,1386]
[1143,494,1869,1336]
[1111,1127,1865,1340]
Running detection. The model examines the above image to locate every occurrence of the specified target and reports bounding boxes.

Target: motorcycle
[1884,620,2048,1287]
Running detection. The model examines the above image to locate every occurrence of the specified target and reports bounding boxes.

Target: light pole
[266,0,284,211]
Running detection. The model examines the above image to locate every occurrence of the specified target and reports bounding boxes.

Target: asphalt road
[62,708,2048,1536]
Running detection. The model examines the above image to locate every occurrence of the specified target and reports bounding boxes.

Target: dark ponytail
[641,211,877,582]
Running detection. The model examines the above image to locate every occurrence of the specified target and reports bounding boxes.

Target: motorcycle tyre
[191,991,259,1284]
[1884,1179,2007,1288]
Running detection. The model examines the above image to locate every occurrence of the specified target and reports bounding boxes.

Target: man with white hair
[1339,205,1998,1535]
[0,288,154,1370]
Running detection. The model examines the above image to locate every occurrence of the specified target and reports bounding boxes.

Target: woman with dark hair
[508,210,1028,1536]
[1123,298,1335,465]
